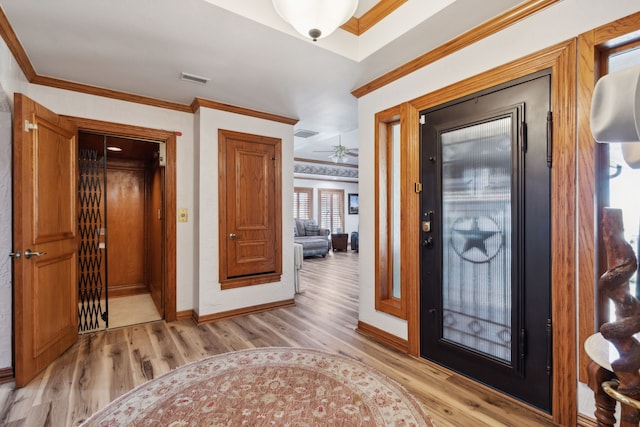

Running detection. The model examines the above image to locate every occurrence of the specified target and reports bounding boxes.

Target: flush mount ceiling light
[272,0,359,41]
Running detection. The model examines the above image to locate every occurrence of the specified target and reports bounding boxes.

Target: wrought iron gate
[78,147,108,331]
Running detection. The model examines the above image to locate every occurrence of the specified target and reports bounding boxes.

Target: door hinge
[520,328,526,361]
[546,318,553,375]
[546,111,553,168]
[415,182,422,193]
[420,115,426,125]
[24,120,38,132]
[520,121,527,153]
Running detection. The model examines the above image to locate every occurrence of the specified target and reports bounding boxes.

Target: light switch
[179,208,188,222]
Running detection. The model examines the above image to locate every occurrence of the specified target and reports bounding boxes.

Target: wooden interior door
[219,129,282,286]
[148,156,164,315]
[12,94,78,387]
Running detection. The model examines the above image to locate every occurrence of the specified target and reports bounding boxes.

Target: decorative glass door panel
[441,117,513,363]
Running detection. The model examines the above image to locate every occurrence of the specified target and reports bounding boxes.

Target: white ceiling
[1,0,523,164]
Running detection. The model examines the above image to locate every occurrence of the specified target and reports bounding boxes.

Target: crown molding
[0,7,35,80]
[352,0,560,98]
[32,75,192,112]
[191,98,298,125]
[341,0,408,36]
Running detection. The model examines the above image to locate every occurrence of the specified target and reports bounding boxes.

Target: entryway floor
[108,293,162,329]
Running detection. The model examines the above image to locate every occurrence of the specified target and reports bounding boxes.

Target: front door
[13,94,78,386]
[420,72,552,411]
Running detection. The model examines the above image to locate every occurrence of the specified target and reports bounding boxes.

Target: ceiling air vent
[294,129,319,138]
[180,72,210,85]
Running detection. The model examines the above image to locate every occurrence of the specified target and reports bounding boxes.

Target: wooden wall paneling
[106,159,147,297]
[408,40,577,425]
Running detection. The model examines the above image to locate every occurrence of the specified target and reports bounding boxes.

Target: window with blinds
[318,189,344,233]
[293,187,313,220]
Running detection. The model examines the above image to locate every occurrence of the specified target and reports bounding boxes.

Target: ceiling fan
[314,139,359,163]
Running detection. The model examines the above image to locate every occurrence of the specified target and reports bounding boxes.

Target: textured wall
[0,86,12,369]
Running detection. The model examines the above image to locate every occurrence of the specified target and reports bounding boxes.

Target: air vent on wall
[294,129,319,138]
[180,72,210,85]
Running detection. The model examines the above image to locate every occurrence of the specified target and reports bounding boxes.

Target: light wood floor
[0,250,558,426]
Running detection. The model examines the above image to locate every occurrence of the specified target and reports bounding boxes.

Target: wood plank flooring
[0,250,558,426]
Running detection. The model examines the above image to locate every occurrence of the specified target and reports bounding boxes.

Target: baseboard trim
[577,413,597,427]
[0,367,14,385]
[194,299,295,325]
[175,310,194,321]
[356,320,409,353]
[108,283,149,298]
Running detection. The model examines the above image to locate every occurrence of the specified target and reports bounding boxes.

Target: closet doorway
[78,131,166,331]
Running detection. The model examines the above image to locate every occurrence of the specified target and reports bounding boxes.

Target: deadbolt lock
[422,210,433,233]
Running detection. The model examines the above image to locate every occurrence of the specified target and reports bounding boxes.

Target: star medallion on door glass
[450,216,503,263]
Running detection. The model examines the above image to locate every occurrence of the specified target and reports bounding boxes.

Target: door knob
[229,233,237,240]
[24,249,47,259]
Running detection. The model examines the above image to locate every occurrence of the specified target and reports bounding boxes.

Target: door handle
[422,237,433,248]
[229,233,237,240]
[24,249,47,259]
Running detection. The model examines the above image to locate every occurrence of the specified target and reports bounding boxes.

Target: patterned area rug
[82,347,434,426]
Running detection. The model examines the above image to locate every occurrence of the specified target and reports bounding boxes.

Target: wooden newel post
[599,208,640,426]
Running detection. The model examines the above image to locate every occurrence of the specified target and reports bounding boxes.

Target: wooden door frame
[405,40,577,425]
[64,116,177,321]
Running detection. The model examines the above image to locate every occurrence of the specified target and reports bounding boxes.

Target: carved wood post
[599,208,640,426]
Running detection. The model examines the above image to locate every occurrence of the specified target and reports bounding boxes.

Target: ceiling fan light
[272,0,359,41]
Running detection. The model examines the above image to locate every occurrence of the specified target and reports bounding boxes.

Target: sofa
[294,218,331,258]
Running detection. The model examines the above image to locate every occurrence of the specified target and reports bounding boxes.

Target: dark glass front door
[420,71,552,412]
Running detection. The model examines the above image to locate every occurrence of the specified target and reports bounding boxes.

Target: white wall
[0,87,12,370]
[294,178,359,237]
[194,106,295,316]
[356,0,640,416]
